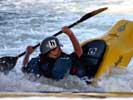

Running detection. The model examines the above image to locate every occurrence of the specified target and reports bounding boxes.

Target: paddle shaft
[17,7,108,58]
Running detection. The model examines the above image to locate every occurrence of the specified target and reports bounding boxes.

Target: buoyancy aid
[25,57,41,76]
[26,53,72,80]
[51,55,71,80]
[70,56,87,78]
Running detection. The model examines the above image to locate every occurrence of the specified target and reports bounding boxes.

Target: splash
[0,0,133,92]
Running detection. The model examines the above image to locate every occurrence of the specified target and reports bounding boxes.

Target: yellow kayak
[81,20,133,81]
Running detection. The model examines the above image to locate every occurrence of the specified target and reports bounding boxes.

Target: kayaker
[21,26,83,80]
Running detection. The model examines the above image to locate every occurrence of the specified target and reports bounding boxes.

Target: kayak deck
[81,20,133,80]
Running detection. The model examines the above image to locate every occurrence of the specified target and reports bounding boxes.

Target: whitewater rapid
[0,0,133,92]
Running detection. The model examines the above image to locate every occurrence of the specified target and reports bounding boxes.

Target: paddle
[0,7,108,73]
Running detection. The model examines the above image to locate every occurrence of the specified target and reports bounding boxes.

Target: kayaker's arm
[22,46,34,72]
[61,26,83,58]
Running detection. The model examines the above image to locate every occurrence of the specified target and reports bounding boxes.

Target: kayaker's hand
[61,26,73,36]
[26,45,34,55]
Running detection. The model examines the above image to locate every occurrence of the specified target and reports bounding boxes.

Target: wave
[0,0,133,92]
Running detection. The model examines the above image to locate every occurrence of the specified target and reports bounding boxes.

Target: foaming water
[0,0,133,92]
[98,67,133,92]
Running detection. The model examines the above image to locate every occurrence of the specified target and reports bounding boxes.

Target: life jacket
[70,56,87,78]
[25,57,41,77]
[26,53,72,80]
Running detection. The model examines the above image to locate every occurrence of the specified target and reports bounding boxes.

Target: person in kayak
[21,26,83,80]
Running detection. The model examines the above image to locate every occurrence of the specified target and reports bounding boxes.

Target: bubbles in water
[0,0,133,92]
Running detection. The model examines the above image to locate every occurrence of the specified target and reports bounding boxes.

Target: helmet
[40,36,61,54]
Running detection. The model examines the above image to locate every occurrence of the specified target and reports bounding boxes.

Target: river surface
[0,0,133,92]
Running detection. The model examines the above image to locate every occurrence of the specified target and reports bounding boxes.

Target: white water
[0,0,133,93]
